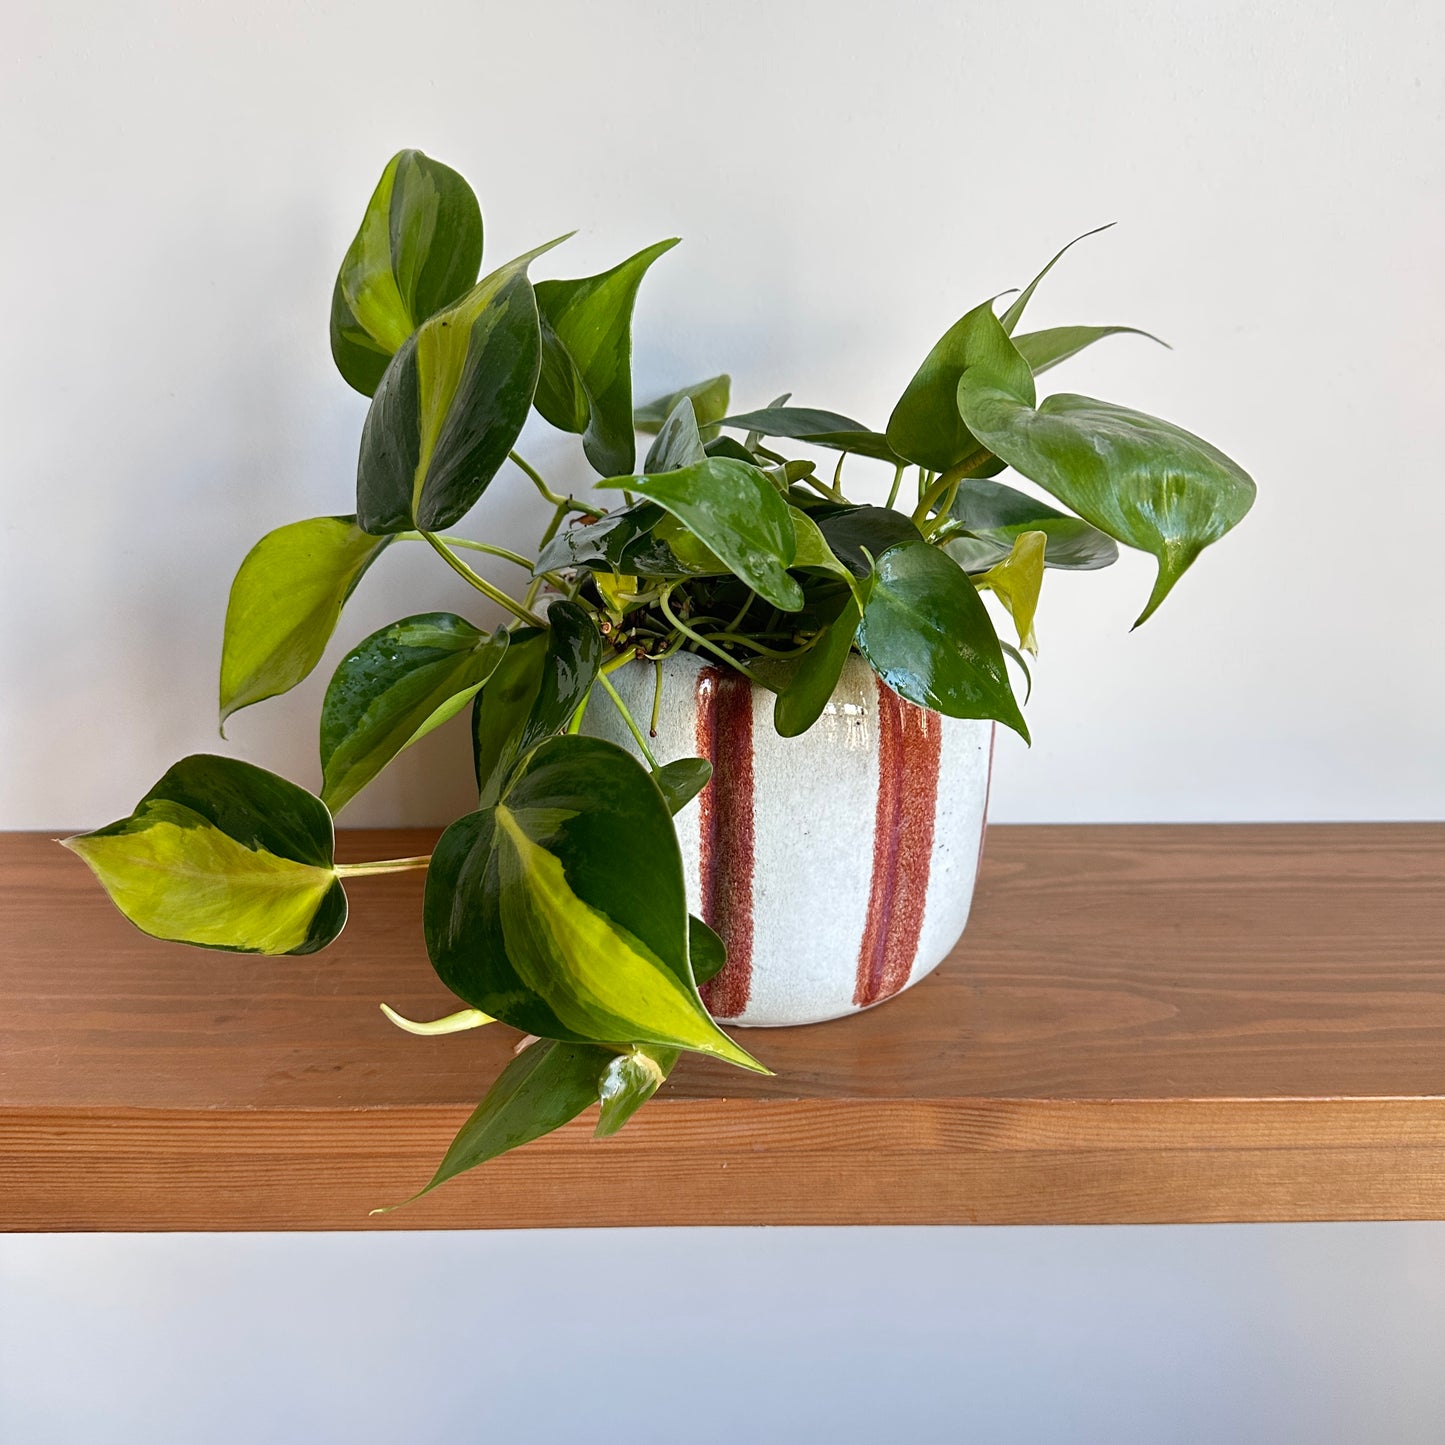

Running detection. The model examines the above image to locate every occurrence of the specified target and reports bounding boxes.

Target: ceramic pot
[582,651,994,1027]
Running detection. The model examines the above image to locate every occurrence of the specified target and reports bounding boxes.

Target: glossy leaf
[885,299,1007,474]
[999,224,1114,335]
[1013,324,1165,377]
[219,516,392,727]
[974,530,1046,653]
[356,237,567,535]
[534,239,679,476]
[955,307,1256,623]
[856,541,1028,739]
[471,600,602,806]
[596,1046,676,1137]
[815,504,922,579]
[320,613,509,813]
[330,150,484,397]
[425,735,765,1070]
[644,397,707,474]
[599,459,803,612]
[653,756,711,814]
[63,755,345,955]
[635,375,731,437]
[773,588,865,739]
[944,476,1119,572]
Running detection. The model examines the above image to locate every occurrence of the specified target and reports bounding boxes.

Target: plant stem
[398,531,536,571]
[335,855,432,877]
[831,451,847,499]
[509,450,565,507]
[658,586,760,683]
[421,531,546,627]
[885,462,906,510]
[597,671,662,770]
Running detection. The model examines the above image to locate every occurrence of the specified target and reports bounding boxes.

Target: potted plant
[65,149,1255,1205]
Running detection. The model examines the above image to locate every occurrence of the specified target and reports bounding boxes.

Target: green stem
[335,855,432,877]
[509,450,565,507]
[398,531,536,571]
[421,532,546,627]
[658,587,760,683]
[597,671,661,770]
[885,462,906,511]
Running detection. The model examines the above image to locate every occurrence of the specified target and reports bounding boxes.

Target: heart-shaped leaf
[944,476,1119,572]
[635,375,732,437]
[63,755,345,955]
[856,540,1028,739]
[330,150,484,397]
[424,734,765,1071]
[599,459,803,612]
[471,600,602,806]
[219,516,393,727]
[533,239,679,476]
[320,613,509,813]
[973,530,1046,653]
[644,397,707,474]
[955,307,1256,624]
[1013,324,1166,377]
[653,756,712,814]
[357,237,568,536]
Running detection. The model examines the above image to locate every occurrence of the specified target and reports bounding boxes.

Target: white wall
[3,0,1442,829]
[3,2,1442,1440]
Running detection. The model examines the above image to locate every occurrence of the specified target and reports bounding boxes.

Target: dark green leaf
[944,476,1119,572]
[471,600,602,805]
[1013,325,1166,377]
[703,435,758,463]
[536,503,664,575]
[955,307,1255,623]
[63,755,345,955]
[356,237,567,535]
[330,150,484,397]
[856,541,1028,739]
[815,505,922,579]
[635,375,732,438]
[773,589,865,738]
[406,1038,615,1200]
[424,734,765,1070]
[718,407,903,465]
[599,459,804,612]
[534,239,679,476]
[320,613,509,813]
[219,516,392,727]
[653,757,711,814]
[688,915,727,985]
[644,397,707,474]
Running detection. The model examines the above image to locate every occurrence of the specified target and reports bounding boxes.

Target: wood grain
[3,824,1443,1229]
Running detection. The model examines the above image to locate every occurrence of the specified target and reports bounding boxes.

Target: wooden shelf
[3,824,1443,1230]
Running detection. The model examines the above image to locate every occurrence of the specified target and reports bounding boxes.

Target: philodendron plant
[68,149,1255,1205]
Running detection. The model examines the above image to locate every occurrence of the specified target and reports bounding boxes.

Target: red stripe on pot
[695,666,755,1018]
[854,679,944,1007]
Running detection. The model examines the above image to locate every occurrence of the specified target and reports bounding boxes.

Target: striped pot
[582,651,994,1027]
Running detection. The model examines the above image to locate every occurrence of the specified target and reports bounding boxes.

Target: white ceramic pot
[582,652,994,1027]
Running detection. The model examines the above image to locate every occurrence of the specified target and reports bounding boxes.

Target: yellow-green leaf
[63,755,345,955]
[219,516,391,728]
[974,529,1046,654]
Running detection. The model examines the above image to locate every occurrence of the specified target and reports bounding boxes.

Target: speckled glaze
[582,652,994,1027]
